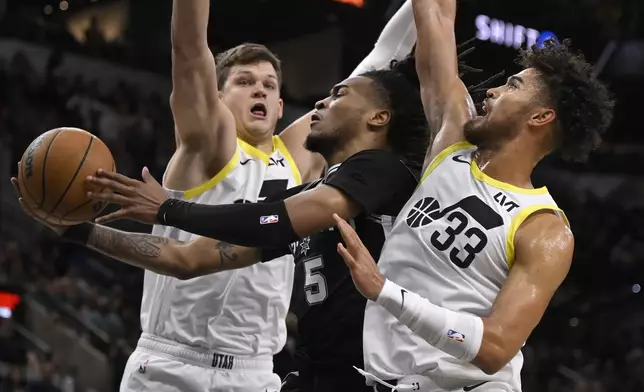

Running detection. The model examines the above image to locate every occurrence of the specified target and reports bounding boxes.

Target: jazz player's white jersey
[363,142,567,391]
[143,136,300,355]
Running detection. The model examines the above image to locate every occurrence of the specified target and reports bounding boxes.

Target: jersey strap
[184,148,241,200]
[420,141,474,183]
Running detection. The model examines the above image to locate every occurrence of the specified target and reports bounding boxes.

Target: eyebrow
[507,75,524,85]
[330,84,348,95]
[235,70,277,80]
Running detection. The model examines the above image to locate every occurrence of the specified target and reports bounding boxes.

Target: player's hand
[86,167,168,225]
[10,164,67,236]
[333,213,385,301]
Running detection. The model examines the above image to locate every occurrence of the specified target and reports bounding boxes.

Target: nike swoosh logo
[400,289,407,309]
[240,159,252,165]
[452,155,469,164]
[463,382,488,391]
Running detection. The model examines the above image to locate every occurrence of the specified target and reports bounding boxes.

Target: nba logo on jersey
[447,329,465,343]
[260,215,279,225]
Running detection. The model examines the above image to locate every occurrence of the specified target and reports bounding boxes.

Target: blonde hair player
[12,1,418,392]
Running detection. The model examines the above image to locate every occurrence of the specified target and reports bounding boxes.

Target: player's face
[220,61,283,140]
[305,76,385,158]
[464,68,552,147]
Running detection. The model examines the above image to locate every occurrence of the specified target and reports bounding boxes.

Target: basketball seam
[49,136,95,216]
[39,128,65,209]
[62,157,116,221]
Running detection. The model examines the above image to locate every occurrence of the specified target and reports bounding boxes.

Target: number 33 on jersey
[378,142,568,302]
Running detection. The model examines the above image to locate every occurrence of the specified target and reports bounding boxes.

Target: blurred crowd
[1,37,643,392]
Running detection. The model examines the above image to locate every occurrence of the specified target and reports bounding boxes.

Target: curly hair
[359,64,429,170]
[357,41,500,169]
[518,39,614,162]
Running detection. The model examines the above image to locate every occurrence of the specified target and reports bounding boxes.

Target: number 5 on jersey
[303,256,328,305]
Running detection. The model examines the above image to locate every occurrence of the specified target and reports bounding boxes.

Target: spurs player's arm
[164,0,237,190]
[375,212,573,374]
[157,150,415,249]
[278,0,417,182]
[85,225,260,280]
[413,0,477,171]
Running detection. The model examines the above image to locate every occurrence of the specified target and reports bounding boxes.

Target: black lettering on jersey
[406,196,503,269]
[269,157,286,167]
[212,353,234,370]
[493,192,520,213]
[233,179,289,204]
[259,179,288,199]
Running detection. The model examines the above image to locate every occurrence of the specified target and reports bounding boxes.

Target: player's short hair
[215,43,282,88]
[518,39,614,162]
[359,56,429,169]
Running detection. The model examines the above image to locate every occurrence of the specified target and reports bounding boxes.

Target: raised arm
[164,0,237,189]
[412,0,477,168]
[278,0,417,182]
[85,225,261,280]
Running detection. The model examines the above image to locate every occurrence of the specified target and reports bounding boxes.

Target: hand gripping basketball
[86,167,169,225]
[10,163,67,236]
[333,214,385,301]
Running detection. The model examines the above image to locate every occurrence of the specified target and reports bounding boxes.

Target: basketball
[17,127,115,226]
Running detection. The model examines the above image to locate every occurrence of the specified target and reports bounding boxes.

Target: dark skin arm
[87,170,362,239]
[86,226,260,279]
[10,175,261,278]
[335,211,573,375]
[412,0,477,171]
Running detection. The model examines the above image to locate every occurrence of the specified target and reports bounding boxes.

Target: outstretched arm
[335,212,573,375]
[85,225,261,280]
[278,0,417,182]
[413,0,477,170]
[164,0,237,189]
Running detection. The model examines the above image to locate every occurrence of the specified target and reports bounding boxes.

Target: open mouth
[311,112,322,122]
[250,103,267,118]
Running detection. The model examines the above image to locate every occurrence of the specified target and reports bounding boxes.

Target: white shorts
[119,334,281,392]
[370,375,516,392]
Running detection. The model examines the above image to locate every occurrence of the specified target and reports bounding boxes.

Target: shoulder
[515,211,574,263]
[338,149,420,181]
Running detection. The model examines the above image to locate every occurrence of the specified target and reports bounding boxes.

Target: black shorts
[280,369,372,392]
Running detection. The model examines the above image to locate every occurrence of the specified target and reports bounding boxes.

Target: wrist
[375,279,404,316]
[157,198,185,225]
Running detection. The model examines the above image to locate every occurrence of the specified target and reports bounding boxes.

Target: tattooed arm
[87,224,261,279]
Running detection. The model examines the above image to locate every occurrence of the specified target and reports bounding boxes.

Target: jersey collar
[324,163,342,180]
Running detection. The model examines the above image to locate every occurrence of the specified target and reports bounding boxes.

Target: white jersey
[364,142,567,390]
[141,136,300,357]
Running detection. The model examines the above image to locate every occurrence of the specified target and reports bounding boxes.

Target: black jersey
[263,150,419,383]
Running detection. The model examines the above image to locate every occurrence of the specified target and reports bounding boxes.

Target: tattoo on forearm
[89,226,169,258]
[215,242,238,265]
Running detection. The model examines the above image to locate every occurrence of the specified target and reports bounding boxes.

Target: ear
[277,98,284,120]
[367,110,391,129]
[528,108,556,127]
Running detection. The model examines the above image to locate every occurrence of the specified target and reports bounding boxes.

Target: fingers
[333,213,361,248]
[87,175,133,195]
[94,209,129,224]
[141,167,160,186]
[87,191,133,205]
[337,243,357,268]
[10,177,21,198]
[95,169,140,186]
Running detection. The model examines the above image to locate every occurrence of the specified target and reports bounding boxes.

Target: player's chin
[244,120,275,138]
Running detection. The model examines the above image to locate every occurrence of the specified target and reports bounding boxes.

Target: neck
[238,130,274,155]
[474,138,543,189]
[326,138,383,166]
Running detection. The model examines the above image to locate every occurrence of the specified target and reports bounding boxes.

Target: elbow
[475,354,509,375]
[473,326,517,375]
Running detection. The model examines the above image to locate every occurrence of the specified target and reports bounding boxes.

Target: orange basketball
[18,127,115,226]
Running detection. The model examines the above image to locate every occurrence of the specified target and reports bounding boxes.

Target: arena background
[0,0,643,391]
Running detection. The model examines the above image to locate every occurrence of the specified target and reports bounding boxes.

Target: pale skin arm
[412,0,477,170]
[86,225,260,280]
[164,0,237,190]
[334,212,573,375]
